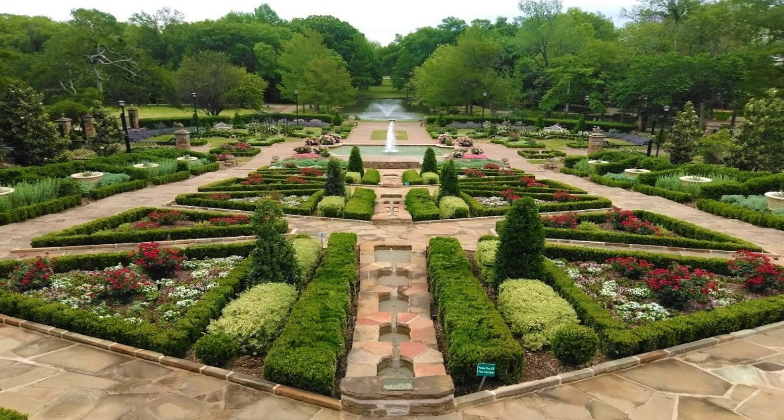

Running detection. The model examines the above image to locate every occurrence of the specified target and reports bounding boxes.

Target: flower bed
[30,208,277,248]
[208,142,261,157]
[539,244,784,356]
[0,242,255,355]
[697,198,784,231]
[198,170,325,192]
[175,190,324,216]
[500,208,760,251]
[461,191,612,216]
[459,175,586,194]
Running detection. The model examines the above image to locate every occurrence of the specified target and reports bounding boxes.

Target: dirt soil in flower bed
[184,349,265,377]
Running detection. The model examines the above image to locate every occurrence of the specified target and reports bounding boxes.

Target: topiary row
[344,187,376,220]
[405,188,440,221]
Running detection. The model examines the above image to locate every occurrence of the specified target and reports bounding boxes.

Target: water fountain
[384,120,398,153]
[348,98,426,121]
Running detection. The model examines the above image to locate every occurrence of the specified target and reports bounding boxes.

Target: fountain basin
[379,325,411,343]
[377,358,414,378]
[379,294,410,313]
[329,145,438,157]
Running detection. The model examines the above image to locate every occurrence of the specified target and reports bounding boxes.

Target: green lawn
[370,130,408,140]
[106,104,258,119]
[359,78,407,99]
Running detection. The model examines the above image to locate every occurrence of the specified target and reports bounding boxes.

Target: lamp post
[481,92,487,128]
[294,90,299,127]
[663,105,671,133]
[192,93,199,134]
[118,100,131,153]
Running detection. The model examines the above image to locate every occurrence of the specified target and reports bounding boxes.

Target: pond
[342,98,429,121]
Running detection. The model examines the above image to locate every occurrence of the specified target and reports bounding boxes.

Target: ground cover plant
[175,190,324,215]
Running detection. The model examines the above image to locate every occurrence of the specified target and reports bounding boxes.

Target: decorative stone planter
[176,156,198,162]
[71,172,104,185]
[0,187,14,196]
[133,163,159,169]
[624,168,651,177]
[680,175,712,184]
[588,160,609,165]
[764,192,784,211]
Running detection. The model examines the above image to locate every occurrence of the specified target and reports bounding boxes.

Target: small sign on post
[476,363,496,391]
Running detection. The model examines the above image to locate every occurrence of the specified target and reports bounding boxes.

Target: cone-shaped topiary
[437,159,460,203]
[324,158,346,196]
[572,114,586,133]
[421,147,438,175]
[494,197,545,287]
[347,146,364,177]
[247,199,300,286]
[535,117,545,131]
[332,112,343,126]
[666,101,700,165]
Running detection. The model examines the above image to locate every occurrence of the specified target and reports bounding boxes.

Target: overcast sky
[3,0,634,45]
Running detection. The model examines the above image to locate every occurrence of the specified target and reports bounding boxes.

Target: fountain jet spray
[384,119,398,153]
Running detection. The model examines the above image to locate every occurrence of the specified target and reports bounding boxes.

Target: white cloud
[3,0,635,45]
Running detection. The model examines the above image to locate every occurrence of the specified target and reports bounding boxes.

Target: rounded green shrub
[318,196,346,217]
[439,196,469,219]
[551,325,599,366]
[422,172,439,184]
[194,333,237,367]
[345,171,361,184]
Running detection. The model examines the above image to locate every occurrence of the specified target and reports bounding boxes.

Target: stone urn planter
[588,160,609,164]
[624,168,650,178]
[71,172,104,185]
[679,175,712,185]
[0,187,14,196]
[176,156,198,162]
[133,163,159,169]
[764,191,784,211]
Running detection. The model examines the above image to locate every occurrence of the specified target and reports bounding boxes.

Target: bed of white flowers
[27,255,243,327]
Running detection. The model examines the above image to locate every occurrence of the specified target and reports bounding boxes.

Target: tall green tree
[666,101,701,164]
[0,80,66,165]
[177,51,267,115]
[729,90,784,172]
[324,158,346,196]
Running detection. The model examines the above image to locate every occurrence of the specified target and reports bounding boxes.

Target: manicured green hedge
[138,112,333,128]
[248,137,286,147]
[461,191,611,216]
[263,233,357,396]
[0,195,82,226]
[425,115,636,132]
[697,199,784,231]
[30,207,288,247]
[539,245,784,356]
[189,162,220,176]
[0,243,254,356]
[88,179,148,200]
[151,171,190,185]
[343,187,376,220]
[198,177,324,192]
[174,190,323,215]
[207,147,261,157]
[405,188,440,221]
[427,237,524,385]
[632,184,694,203]
[517,150,567,159]
[361,168,380,185]
[402,169,423,185]
[589,174,634,189]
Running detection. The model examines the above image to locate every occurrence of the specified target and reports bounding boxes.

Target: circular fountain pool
[329,145,438,157]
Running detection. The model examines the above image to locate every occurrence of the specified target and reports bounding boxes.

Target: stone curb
[0,314,341,411]
[453,320,784,409]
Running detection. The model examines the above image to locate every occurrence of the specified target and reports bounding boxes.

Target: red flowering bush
[240,174,264,185]
[300,167,323,177]
[607,257,654,279]
[542,212,579,229]
[483,163,501,170]
[520,176,546,188]
[728,250,784,293]
[553,190,579,202]
[7,256,55,291]
[209,215,251,226]
[464,168,486,178]
[499,188,520,202]
[131,242,185,279]
[147,210,184,226]
[284,176,306,184]
[133,221,160,230]
[206,193,231,200]
[97,268,151,297]
[217,153,234,161]
[606,208,661,236]
[644,265,717,308]
[222,142,251,151]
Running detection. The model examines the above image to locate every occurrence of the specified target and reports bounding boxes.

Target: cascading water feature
[383,120,398,153]
[376,248,413,378]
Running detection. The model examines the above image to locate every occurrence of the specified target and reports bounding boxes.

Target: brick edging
[453,320,784,409]
[0,314,341,411]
